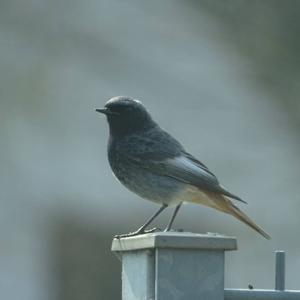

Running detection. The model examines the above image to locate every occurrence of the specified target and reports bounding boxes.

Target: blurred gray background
[1,0,300,299]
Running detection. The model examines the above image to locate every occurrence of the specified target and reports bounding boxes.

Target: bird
[96,96,271,239]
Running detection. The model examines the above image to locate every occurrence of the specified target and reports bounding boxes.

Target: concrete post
[112,232,237,300]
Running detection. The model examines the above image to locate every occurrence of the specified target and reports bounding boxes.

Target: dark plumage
[96,96,270,239]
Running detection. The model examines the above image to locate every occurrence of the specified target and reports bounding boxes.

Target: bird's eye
[105,106,120,116]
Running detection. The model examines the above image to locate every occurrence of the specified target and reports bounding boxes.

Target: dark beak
[95,108,108,114]
[95,107,119,116]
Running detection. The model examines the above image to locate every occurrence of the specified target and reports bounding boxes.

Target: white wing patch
[165,156,216,181]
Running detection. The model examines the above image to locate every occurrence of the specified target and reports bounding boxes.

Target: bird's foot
[163,227,184,232]
[144,227,159,234]
[114,227,159,239]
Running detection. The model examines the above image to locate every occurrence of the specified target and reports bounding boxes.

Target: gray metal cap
[111,231,237,252]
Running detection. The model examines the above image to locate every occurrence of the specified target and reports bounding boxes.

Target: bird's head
[96,96,156,136]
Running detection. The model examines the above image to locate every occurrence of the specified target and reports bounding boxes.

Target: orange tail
[226,201,271,239]
[188,188,271,239]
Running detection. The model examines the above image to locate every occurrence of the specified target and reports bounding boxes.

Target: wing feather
[132,153,246,203]
[119,130,246,203]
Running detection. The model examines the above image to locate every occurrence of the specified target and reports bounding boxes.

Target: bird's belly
[173,185,222,209]
[110,162,184,205]
[108,154,221,208]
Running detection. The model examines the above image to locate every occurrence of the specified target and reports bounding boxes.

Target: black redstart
[96,96,270,239]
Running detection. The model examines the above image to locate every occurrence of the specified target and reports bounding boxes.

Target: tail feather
[226,202,271,239]
[222,191,247,204]
[187,188,271,239]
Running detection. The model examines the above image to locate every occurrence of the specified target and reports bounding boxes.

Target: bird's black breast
[106,130,184,202]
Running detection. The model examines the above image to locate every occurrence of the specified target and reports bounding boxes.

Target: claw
[114,227,160,239]
[143,227,158,234]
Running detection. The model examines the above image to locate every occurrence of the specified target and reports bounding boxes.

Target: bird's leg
[164,203,182,232]
[114,204,168,238]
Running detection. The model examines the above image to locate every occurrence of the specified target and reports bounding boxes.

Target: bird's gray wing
[149,153,246,203]
[121,129,245,203]
[126,141,245,203]
[142,153,220,190]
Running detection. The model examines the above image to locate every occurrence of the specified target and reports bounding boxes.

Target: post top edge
[111,231,237,252]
